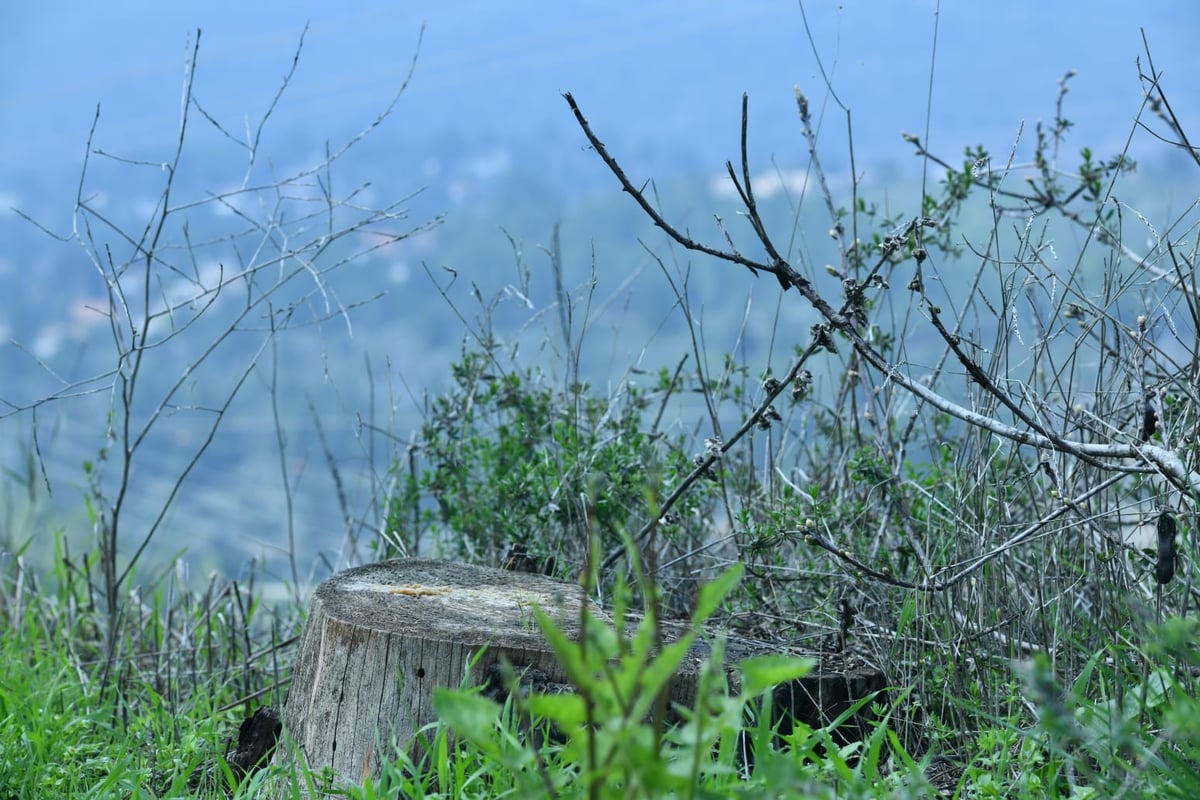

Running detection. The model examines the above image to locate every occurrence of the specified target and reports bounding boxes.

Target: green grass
[5,524,1200,799]
[0,531,286,799]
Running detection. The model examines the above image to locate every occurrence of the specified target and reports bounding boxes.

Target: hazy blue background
[1,1,1196,584]
[5,2,1196,186]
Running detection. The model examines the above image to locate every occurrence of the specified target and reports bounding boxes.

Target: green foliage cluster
[425,560,901,800]
[381,340,721,577]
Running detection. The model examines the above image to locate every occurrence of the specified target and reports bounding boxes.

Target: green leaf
[528,692,586,727]
[692,563,744,625]
[740,654,815,698]
[431,688,502,756]
[534,605,597,692]
[634,636,697,715]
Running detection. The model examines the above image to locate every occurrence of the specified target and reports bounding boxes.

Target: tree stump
[278,558,885,789]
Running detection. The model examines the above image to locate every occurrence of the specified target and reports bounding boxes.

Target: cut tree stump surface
[282,559,594,784]
[280,558,885,789]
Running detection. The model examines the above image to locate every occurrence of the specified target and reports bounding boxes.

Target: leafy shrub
[380,335,726,593]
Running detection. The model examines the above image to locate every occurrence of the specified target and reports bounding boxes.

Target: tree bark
[278,558,885,790]
[278,558,598,787]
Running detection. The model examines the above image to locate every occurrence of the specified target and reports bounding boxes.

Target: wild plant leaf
[528,691,587,728]
[692,562,744,625]
[431,688,502,758]
[637,636,699,709]
[739,654,815,698]
[534,604,598,694]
